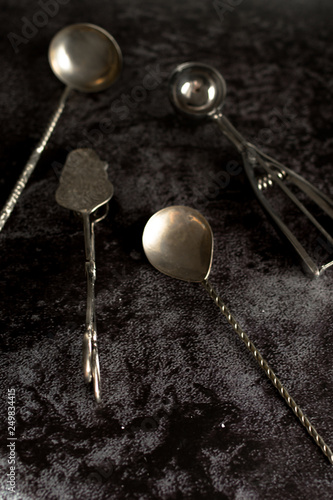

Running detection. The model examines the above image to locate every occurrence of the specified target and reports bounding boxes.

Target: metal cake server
[56,148,114,402]
[0,23,122,233]
[143,205,333,464]
[169,62,333,277]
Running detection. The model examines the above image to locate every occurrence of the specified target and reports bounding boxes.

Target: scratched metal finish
[56,148,114,214]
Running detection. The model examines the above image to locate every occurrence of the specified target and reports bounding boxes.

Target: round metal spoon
[0,23,122,232]
[143,205,333,464]
[168,62,333,277]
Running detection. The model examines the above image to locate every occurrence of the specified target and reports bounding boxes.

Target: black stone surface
[1,1,333,499]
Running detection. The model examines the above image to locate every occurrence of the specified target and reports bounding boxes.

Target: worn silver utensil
[56,148,114,402]
[0,23,122,232]
[143,204,333,464]
[169,62,333,277]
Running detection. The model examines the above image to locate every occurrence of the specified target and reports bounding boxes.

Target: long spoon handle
[202,278,333,464]
[0,86,71,232]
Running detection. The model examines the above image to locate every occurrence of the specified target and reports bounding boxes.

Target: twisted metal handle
[0,86,71,232]
[202,278,333,464]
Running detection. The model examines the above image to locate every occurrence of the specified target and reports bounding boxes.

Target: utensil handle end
[202,278,333,465]
[0,87,70,232]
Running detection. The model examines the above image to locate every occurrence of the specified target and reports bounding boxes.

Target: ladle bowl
[143,205,213,282]
[49,23,122,92]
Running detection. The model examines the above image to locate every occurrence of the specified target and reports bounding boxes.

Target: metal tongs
[56,148,114,402]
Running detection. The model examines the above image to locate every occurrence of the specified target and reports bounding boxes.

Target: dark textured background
[1,0,333,498]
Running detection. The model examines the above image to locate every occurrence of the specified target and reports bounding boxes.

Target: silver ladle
[0,23,122,232]
[169,62,333,277]
[143,205,333,464]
